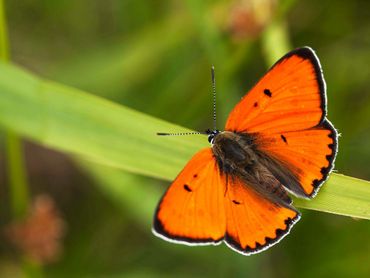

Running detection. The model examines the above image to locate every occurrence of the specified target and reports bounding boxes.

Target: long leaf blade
[294,174,370,219]
[0,61,207,180]
[0,62,369,219]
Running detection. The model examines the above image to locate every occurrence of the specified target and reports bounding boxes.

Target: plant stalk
[0,0,30,219]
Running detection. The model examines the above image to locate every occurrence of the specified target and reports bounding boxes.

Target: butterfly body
[153,47,338,255]
[212,131,292,206]
[212,131,256,173]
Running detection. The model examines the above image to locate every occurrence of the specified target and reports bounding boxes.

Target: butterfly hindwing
[255,119,337,197]
[153,148,226,245]
[224,176,300,255]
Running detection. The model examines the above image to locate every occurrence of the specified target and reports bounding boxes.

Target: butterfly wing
[224,176,300,255]
[255,120,337,197]
[153,148,226,245]
[226,47,326,133]
[225,47,337,198]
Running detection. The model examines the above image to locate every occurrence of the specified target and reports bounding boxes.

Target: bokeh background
[0,0,369,277]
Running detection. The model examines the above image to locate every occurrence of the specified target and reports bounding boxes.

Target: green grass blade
[294,174,370,219]
[0,61,207,181]
[0,61,369,219]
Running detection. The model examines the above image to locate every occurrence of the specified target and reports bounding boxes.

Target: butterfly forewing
[225,47,326,133]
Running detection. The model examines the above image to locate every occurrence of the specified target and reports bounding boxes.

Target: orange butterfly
[153,47,338,255]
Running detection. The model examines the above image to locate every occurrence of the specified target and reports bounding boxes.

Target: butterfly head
[206,129,220,145]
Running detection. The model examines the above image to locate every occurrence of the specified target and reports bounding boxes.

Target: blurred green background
[0,0,369,277]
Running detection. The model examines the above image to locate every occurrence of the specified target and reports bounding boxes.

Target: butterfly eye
[207,130,220,144]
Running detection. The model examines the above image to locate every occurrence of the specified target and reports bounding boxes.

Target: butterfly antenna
[211,65,217,131]
[157,67,217,137]
[157,132,205,136]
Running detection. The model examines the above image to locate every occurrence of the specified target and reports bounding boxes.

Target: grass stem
[0,0,30,220]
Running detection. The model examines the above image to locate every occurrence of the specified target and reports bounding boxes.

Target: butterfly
[153,47,338,255]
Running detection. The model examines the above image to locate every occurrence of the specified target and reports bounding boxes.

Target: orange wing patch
[224,176,300,255]
[226,47,326,133]
[153,148,226,244]
[256,120,337,197]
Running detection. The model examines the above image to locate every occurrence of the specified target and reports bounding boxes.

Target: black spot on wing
[254,102,258,107]
[264,89,272,97]
[280,134,287,143]
[232,200,241,205]
[183,184,192,192]
[193,174,198,178]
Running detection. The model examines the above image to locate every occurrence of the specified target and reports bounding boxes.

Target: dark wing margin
[309,119,338,197]
[225,213,301,255]
[224,175,301,255]
[275,47,327,124]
